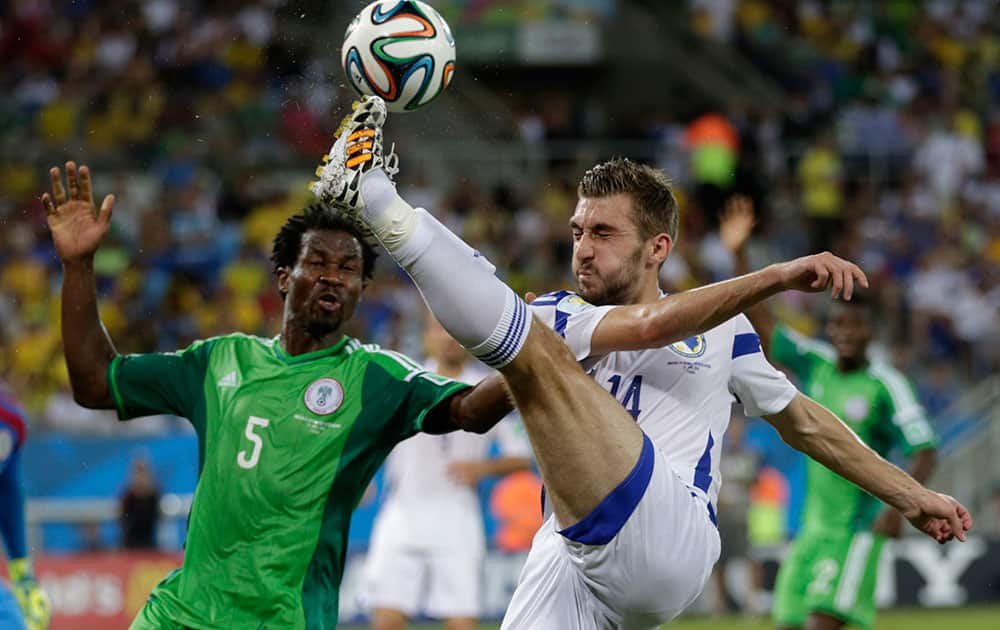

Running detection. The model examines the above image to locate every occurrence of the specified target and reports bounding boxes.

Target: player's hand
[447,460,486,486]
[524,292,537,304]
[901,491,972,544]
[10,559,51,630]
[720,195,756,254]
[772,252,869,300]
[42,161,115,265]
[871,508,904,538]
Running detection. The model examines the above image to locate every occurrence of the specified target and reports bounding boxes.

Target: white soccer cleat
[311,95,397,214]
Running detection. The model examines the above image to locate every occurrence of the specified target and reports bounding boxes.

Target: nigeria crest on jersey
[669,335,707,358]
[304,378,344,415]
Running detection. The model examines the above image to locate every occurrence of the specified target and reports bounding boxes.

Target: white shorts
[501,436,721,630]
[363,506,484,619]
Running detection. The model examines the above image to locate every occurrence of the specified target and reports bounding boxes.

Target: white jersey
[378,360,532,546]
[528,290,797,514]
[365,361,531,618]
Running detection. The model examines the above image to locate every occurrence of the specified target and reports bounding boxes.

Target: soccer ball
[341,0,456,113]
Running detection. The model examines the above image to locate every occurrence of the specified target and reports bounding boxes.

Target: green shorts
[772,530,886,629]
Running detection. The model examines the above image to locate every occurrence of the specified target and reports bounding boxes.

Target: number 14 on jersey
[606,374,642,420]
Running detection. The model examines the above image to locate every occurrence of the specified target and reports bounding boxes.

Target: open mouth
[315,293,341,313]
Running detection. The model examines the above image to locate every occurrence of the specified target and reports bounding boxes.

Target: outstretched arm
[429,245,867,433]
[589,251,867,356]
[42,162,119,409]
[765,394,970,543]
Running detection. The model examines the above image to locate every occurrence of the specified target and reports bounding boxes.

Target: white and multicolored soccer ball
[341,0,456,113]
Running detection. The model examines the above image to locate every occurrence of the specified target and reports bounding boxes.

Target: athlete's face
[278,229,365,335]
[826,303,872,362]
[570,194,648,306]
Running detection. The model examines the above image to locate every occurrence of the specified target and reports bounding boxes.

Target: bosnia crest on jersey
[669,335,707,358]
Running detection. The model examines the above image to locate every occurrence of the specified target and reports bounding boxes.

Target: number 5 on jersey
[238,416,270,469]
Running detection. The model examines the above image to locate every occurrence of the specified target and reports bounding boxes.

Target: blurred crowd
[0,0,998,439]
[686,0,1000,404]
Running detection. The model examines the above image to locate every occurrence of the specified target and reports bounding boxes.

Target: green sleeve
[769,325,834,381]
[107,338,216,425]
[871,364,938,456]
[394,372,470,441]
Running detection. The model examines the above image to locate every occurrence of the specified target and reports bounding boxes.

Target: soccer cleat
[311,95,398,214]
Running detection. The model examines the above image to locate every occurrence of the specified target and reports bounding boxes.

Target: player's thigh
[502,516,616,630]
[0,583,27,630]
[425,548,483,619]
[772,535,819,628]
[806,532,885,629]
[504,322,640,443]
[129,596,189,630]
[563,445,721,627]
[501,322,645,523]
[363,542,425,615]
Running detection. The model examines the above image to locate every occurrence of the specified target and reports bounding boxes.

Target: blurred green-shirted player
[720,197,939,630]
[43,162,507,629]
[767,301,937,630]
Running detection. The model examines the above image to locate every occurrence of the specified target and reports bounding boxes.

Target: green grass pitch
[341,606,1000,629]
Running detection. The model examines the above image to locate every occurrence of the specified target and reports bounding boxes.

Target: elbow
[784,415,823,452]
[775,422,809,451]
[635,306,674,347]
[459,414,493,434]
[71,383,110,409]
[447,398,492,434]
[72,390,100,409]
[769,397,822,451]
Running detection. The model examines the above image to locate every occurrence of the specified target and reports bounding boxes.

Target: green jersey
[108,333,468,630]
[771,326,936,535]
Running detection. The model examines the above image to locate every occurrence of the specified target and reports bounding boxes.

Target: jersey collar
[271,335,352,365]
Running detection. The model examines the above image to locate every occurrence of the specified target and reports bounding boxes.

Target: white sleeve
[489,414,534,459]
[528,291,614,362]
[728,315,798,417]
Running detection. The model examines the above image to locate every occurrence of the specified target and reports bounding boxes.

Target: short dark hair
[832,288,875,317]
[270,203,378,282]
[577,158,679,242]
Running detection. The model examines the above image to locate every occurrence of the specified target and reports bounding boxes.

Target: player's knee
[371,609,409,630]
[806,612,846,630]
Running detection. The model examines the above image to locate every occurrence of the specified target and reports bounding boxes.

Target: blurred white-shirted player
[314,96,971,630]
[365,317,532,630]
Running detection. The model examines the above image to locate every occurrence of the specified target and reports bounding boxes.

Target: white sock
[359,169,531,368]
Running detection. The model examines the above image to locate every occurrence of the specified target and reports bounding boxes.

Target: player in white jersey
[365,317,532,630]
[527,292,791,519]
[313,96,971,630]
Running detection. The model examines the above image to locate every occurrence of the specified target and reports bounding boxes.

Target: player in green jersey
[41,162,514,629]
[722,197,939,630]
